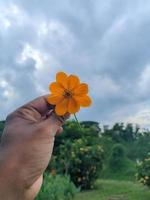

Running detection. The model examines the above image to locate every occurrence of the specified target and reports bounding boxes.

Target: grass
[74,179,150,200]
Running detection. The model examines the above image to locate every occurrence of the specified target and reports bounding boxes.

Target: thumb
[38,111,64,137]
[42,109,70,127]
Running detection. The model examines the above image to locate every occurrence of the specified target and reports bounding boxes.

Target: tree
[0,121,5,139]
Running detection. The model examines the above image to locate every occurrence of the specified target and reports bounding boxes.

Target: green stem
[74,114,82,131]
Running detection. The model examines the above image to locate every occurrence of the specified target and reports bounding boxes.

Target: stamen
[63,90,72,98]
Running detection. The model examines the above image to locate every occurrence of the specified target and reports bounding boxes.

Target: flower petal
[68,98,80,114]
[75,95,92,107]
[74,83,88,95]
[68,75,80,91]
[55,98,69,116]
[47,94,64,105]
[56,72,68,89]
[49,82,64,94]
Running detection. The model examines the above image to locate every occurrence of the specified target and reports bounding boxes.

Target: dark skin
[0,95,68,200]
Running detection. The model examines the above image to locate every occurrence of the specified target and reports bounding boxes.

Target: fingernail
[46,109,53,118]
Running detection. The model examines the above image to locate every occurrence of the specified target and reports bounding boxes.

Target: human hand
[0,95,68,200]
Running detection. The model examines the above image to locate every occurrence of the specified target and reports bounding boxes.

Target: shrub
[36,173,78,200]
[48,121,104,190]
[54,138,104,190]
[137,154,150,187]
[69,139,103,189]
[109,143,126,171]
[54,120,100,152]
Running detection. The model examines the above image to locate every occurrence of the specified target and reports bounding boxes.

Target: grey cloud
[1,0,150,127]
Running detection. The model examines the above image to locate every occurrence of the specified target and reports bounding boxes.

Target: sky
[1,0,150,127]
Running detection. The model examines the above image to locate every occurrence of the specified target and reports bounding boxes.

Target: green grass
[74,180,150,200]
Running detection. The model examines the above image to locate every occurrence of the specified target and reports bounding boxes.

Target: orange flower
[47,72,92,116]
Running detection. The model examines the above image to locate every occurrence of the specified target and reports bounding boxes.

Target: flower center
[64,90,73,98]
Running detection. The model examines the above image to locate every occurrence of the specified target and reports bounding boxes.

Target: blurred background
[1,1,150,200]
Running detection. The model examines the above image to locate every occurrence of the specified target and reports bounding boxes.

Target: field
[75,180,150,200]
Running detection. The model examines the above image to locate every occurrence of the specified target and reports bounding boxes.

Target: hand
[0,95,68,200]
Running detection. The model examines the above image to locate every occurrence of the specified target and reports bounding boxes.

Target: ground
[74,179,150,200]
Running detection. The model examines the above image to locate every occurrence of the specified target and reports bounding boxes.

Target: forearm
[0,145,27,200]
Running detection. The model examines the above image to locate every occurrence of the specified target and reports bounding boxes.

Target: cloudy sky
[1,0,150,127]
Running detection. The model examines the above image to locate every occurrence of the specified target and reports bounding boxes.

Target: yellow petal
[68,98,80,114]
[75,95,92,107]
[68,75,80,91]
[49,82,64,94]
[74,83,88,95]
[56,72,68,89]
[55,98,69,116]
[47,94,64,105]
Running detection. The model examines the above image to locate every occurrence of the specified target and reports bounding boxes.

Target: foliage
[80,121,101,133]
[1,118,150,190]
[101,123,150,162]
[54,120,100,149]
[128,132,150,161]
[102,123,140,143]
[109,143,126,171]
[0,121,5,138]
[36,173,78,200]
[67,138,103,189]
[100,160,136,181]
[99,142,136,181]
[49,120,104,190]
[137,153,150,187]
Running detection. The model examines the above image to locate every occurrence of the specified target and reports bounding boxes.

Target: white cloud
[0,3,27,30]
[0,78,16,99]
[138,65,150,95]
[125,109,150,127]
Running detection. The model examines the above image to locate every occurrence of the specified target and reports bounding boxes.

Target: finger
[42,111,70,127]
[41,112,64,129]
[37,113,63,138]
[14,95,70,121]
[26,95,52,116]
[14,95,53,120]
[56,127,63,135]
[27,96,69,120]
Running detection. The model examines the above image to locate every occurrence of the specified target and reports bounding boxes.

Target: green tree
[109,143,126,171]
[0,121,5,138]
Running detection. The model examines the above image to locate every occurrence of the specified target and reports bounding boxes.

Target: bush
[137,154,150,187]
[48,121,104,190]
[69,138,104,189]
[109,143,126,172]
[36,173,78,200]
[53,137,104,190]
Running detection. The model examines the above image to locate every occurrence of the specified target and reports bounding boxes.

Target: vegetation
[36,173,78,200]
[1,120,150,199]
[0,121,5,138]
[48,120,104,189]
[74,179,150,200]
[137,152,150,187]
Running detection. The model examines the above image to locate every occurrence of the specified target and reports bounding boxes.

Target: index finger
[26,95,53,117]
